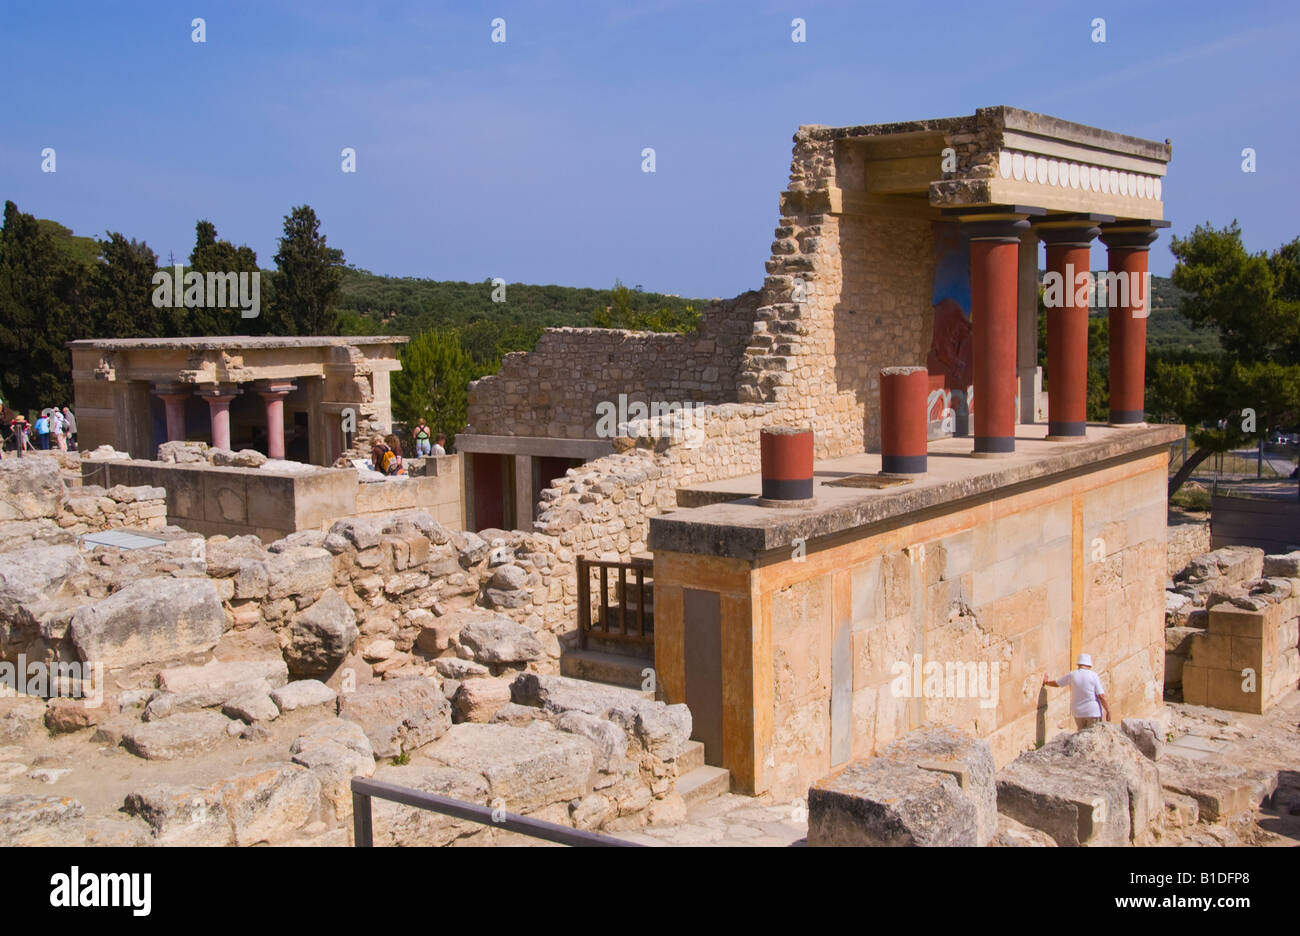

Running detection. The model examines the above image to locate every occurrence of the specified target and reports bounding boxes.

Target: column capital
[194,384,242,402]
[1033,212,1115,247]
[1099,218,1171,250]
[255,380,296,397]
[151,382,191,399]
[944,205,1046,243]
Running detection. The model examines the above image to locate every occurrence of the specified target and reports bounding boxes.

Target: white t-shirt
[431,444,446,457]
[1059,668,1105,718]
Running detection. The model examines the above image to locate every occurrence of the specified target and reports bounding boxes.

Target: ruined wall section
[466,293,760,440]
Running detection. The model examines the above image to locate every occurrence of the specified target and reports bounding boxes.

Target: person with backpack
[413,418,432,457]
[369,435,405,477]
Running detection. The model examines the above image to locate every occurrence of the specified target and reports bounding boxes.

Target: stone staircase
[674,740,731,807]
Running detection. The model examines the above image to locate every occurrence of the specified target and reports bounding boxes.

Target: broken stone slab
[369,764,491,846]
[337,677,451,758]
[0,544,86,613]
[434,657,489,680]
[272,679,337,713]
[144,680,273,721]
[204,536,269,577]
[1158,755,1278,822]
[809,757,981,846]
[456,612,544,664]
[0,793,85,845]
[286,588,358,679]
[69,576,224,668]
[881,727,997,845]
[290,719,376,822]
[124,764,320,846]
[995,723,1161,846]
[555,710,629,774]
[490,702,542,727]
[267,530,329,553]
[1121,717,1165,761]
[121,710,235,761]
[422,723,594,814]
[512,673,692,760]
[158,658,289,703]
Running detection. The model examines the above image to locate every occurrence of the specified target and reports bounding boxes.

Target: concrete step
[676,765,730,807]
[560,649,653,693]
[677,740,706,774]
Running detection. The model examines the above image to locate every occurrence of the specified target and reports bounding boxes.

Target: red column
[880,366,928,474]
[759,427,814,506]
[151,385,190,442]
[197,386,240,451]
[1036,215,1110,439]
[957,210,1039,455]
[257,382,295,459]
[1101,221,1170,425]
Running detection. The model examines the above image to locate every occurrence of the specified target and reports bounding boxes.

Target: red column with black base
[1100,220,1170,425]
[759,427,814,506]
[880,366,928,474]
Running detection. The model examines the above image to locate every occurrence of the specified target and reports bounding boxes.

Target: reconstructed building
[68,336,406,465]
[468,105,1182,797]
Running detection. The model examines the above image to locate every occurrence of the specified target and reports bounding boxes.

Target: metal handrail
[350,776,643,847]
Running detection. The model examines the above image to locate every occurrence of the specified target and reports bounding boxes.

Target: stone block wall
[466,292,759,440]
[1176,550,1300,713]
[652,451,1169,799]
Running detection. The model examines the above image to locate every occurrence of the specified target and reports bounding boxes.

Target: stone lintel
[453,433,612,461]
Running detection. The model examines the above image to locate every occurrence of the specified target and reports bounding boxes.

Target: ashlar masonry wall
[650,445,1170,799]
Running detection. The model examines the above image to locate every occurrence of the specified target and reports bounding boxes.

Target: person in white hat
[1043,653,1110,730]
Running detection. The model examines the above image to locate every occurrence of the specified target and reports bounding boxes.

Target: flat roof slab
[649,423,1184,560]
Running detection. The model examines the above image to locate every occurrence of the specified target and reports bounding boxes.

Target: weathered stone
[423,723,594,813]
[646,792,687,826]
[434,657,489,679]
[1121,717,1165,761]
[0,793,85,845]
[222,690,280,723]
[570,792,613,830]
[455,531,489,567]
[44,699,107,734]
[0,700,47,743]
[458,614,544,664]
[125,765,319,846]
[490,701,542,727]
[286,589,358,679]
[995,722,1161,846]
[882,727,997,845]
[809,757,980,846]
[990,813,1057,847]
[158,658,289,702]
[121,711,234,761]
[361,638,396,662]
[370,764,490,846]
[156,440,207,464]
[290,720,376,821]
[452,677,513,724]
[272,679,337,712]
[210,448,268,468]
[266,546,334,600]
[337,678,451,758]
[1158,756,1277,822]
[69,577,224,668]
[0,456,63,521]
[1262,551,1300,578]
[512,673,692,760]
[556,710,628,773]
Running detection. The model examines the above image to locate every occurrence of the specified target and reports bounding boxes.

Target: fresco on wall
[926,221,972,438]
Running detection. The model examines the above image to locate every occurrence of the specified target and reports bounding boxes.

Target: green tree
[180,219,269,335]
[0,201,83,412]
[91,232,163,338]
[271,206,345,335]
[391,328,479,448]
[1152,223,1300,497]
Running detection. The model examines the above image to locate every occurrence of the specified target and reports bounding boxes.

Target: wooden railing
[576,555,654,649]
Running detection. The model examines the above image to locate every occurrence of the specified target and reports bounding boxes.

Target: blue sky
[2,0,1297,299]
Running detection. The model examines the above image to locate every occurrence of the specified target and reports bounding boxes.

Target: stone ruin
[0,455,704,845]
